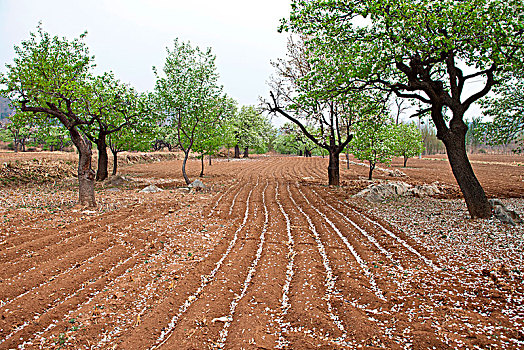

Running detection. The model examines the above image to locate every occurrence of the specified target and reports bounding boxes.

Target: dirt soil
[0,154,523,349]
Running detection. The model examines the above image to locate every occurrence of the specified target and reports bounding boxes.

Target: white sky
[0,0,486,125]
[0,0,291,111]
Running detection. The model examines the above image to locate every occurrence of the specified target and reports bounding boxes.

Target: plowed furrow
[0,242,117,309]
[308,186,507,347]
[222,181,288,349]
[39,231,192,349]
[156,180,265,349]
[317,186,440,271]
[307,187,405,271]
[0,200,173,282]
[278,183,349,347]
[114,181,257,349]
[0,244,138,348]
[0,204,146,256]
[292,184,389,303]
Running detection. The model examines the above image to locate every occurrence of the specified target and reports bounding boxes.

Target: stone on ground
[489,199,523,226]
[140,184,163,193]
[189,179,206,191]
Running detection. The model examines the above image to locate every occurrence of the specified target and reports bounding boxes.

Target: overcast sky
[0,0,291,109]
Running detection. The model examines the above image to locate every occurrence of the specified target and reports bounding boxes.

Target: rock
[189,179,206,191]
[107,175,127,186]
[140,184,163,193]
[489,198,523,226]
[353,181,446,202]
[354,181,412,202]
[408,183,441,197]
[386,168,407,177]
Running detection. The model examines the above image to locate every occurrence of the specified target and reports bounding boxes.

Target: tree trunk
[403,156,408,168]
[243,147,249,158]
[434,106,491,218]
[368,160,375,180]
[200,153,205,177]
[346,151,350,169]
[327,150,340,186]
[111,149,118,176]
[441,130,491,218]
[96,136,109,181]
[70,128,96,207]
[234,144,240,158]
[182,150,191,185]
[209,155,212,166]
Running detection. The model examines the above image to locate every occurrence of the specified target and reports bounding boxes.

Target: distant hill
[0,97,14,120]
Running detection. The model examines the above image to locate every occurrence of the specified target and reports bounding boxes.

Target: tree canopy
[154,39,231,184]
[1,24,98,206]
[281,0,524,217]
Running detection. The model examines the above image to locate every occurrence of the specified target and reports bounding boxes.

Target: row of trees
[275,119,425,179]
[0,25,273,207]
[266,0,524,219]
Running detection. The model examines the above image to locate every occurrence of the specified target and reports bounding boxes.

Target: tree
[274,122,317,156]
[3,112,34,152]
[107,121,155,176]
[481,73,524,153]
[350,115,396,180]
[393,123,425,167]
[266,36,388,185]
[1,25,97,207]
[154,39,228,185]
[193,97,236,176]
[81,73,145,181]
[37,120,70,151]
[231,106,273,158]
[282,0,524,218]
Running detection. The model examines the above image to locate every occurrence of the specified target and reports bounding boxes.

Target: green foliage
[154,39,231,183]
[350,115,396,179]
[282,0,524,142]
[392,123,425,166]
[193,97,237,157]
[232,106,275,154]
[267,37,384,154]
[81,72,149,140]
[274,122,319,155]
[154,39,226,149]
[480,73,524,152]
[0,24,94,126]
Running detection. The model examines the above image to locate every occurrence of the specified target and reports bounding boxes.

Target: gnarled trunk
[234,144,240,158]
[403,155,408,168]
[200,153,205,177]
[327,149,340,186]
[182,150,191,185]
[96,135,109,181]
[435,110,491,218]
[70,128,96,207]
[368,160,375,180]
[243,147,249,158]
[111,149,118,176]
[441,129,491,218]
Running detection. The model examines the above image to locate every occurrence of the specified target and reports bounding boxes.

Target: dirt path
[1,157,522,349]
